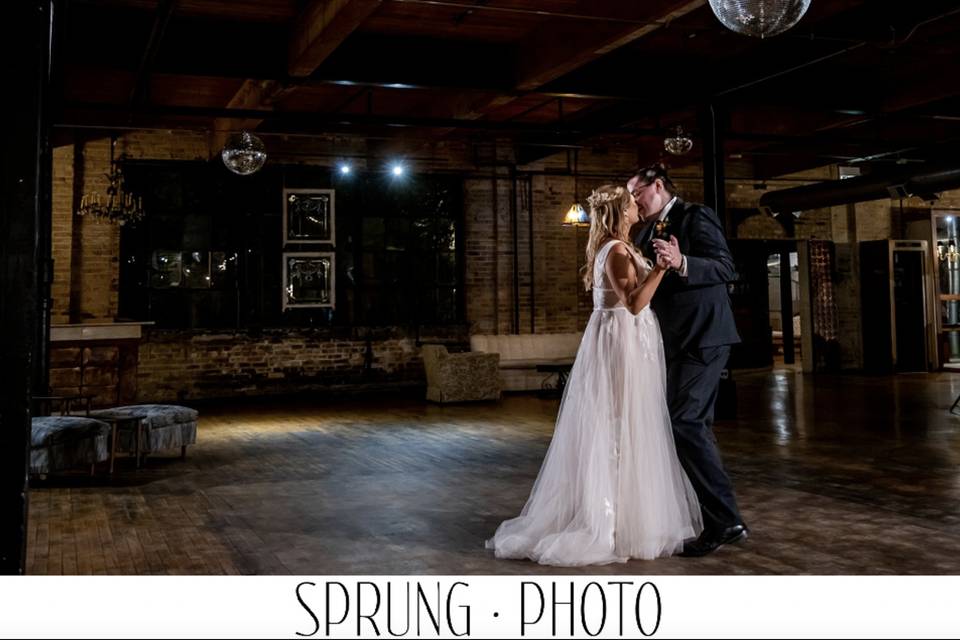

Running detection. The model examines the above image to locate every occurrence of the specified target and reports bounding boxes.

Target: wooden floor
[25,369,960,575]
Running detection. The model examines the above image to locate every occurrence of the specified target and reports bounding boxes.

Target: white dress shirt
[656,196,688,277]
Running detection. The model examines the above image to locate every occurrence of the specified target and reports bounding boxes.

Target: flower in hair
[586,187,624,209]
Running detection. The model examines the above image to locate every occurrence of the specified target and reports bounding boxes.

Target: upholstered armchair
[422,345,501,403]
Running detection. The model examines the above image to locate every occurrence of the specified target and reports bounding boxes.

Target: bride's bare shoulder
[604,242,637,279]
[606,240,629,255]
[600,238,630,256]
[613,241,644,263]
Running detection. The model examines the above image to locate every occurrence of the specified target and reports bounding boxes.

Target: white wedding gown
[486,239,703,566]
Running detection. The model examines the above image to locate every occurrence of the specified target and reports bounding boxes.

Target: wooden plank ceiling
[57,0,960,178]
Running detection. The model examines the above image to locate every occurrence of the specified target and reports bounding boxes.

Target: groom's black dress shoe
[679,524,749,558]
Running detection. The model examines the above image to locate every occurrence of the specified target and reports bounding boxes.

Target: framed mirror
[283,188,335,245]
[282,252,335,310]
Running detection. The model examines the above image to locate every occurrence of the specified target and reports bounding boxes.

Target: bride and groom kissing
[487,164,748,566]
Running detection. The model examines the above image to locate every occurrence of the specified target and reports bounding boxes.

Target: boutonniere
[654,219,670,239]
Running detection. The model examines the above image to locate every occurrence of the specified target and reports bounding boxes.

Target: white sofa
[470,333,583,391]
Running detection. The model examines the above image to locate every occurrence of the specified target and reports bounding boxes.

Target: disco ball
[221,131,267,175]
[707,0,811,38]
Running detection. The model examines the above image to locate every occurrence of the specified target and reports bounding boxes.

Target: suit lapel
[641,198,685,247]
[663,198,685,229]
[664,199,689,245]
[637,221,656,250]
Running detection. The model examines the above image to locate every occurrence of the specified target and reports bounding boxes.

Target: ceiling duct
[758,163,960,216]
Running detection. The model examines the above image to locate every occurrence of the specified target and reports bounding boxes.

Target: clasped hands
[651,236,682,272]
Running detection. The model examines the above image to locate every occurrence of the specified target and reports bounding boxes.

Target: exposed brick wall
[51,138,121,322]
[51,145,74,323]
[725,166,836,241]
[936,191,960,209]
[855,199,897,241]
[51,131,478,401]
[51,130,960,394]
[50,132,210,323]
[533,174,581,334]
[119,130,210,162]
[463,173,511,336]
[137,327,436,402]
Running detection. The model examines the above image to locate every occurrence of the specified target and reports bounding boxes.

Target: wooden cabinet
[48,323,150,408]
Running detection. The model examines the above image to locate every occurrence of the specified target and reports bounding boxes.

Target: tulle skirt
[486,306,703,566]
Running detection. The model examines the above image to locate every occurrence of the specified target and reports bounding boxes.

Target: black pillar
[1,0,53,575]
[510,165,519,334]
[699,103,728,233]
[35,83,54,399]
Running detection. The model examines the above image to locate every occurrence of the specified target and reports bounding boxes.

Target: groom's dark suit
[636,199,744,534]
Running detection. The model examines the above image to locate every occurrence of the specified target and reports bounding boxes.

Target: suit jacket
[635,199,741,355]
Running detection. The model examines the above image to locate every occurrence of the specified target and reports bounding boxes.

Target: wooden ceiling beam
[288,0,383,78]
[514,0,704,93]
[128,0,178,108]
[431,1,703,132]
[211,0,382,156]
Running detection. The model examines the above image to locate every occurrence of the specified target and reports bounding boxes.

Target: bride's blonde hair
[582,185,636,291]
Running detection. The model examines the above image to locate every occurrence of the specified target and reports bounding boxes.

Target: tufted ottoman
[89,404,198,463]
[31,415,111,476]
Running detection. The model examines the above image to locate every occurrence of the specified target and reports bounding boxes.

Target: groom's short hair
[631,163,677,196]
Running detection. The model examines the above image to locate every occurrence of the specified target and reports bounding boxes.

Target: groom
[628,164,748,557]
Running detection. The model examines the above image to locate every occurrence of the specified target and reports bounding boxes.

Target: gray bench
[89,404,198,462]
[31,415,111,476]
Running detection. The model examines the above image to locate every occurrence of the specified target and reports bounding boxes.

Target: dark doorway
[728,239,801,370]
[893,250,928,372]
[768,250,800,367]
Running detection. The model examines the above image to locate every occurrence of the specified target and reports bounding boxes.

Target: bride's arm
[605,244,667,315]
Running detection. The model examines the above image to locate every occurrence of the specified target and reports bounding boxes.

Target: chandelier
[76,137,145,226]
[939,242,959,263]
[664,125,694,156]
[707,0,811,39]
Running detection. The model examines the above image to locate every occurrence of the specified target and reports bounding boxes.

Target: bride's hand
[655,252,671,272]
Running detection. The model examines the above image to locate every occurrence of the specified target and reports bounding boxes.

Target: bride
[486,185,703,566]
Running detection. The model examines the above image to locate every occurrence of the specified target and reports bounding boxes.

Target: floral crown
[586,186,625,209]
